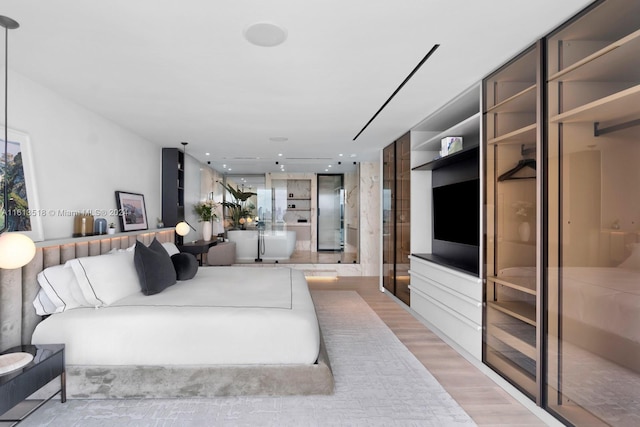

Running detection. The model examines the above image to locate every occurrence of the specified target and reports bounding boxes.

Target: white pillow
[162,242,180,256]
[618,243,640,271]
[67,251,141,307]
[33,288,59,316]
[33,264,92,314]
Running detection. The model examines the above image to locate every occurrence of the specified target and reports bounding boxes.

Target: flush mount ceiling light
[244,22,288,47]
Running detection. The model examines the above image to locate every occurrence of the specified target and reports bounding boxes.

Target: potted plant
[107,222,116,235]
[220,183,256,230]
[194,200,220,241]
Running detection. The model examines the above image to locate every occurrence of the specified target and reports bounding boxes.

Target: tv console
[409,82,482,361]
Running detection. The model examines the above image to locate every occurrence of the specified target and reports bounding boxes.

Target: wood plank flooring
[308,276,550,427]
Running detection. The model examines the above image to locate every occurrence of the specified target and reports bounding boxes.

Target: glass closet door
[483,44,540,400]
[545,1,640,425]
[317,174,344,251]
[382,143,395,294]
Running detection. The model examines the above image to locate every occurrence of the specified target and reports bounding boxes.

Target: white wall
[4,71,162,240]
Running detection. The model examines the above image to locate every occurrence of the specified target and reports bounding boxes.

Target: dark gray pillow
[171,252,198,280]
[134,238,177,295]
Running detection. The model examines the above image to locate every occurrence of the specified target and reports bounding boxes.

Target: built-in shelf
[412,145,479,171]
[550,84,640,124]
[488,301,536,326]
[412,113,480,151]
[488,124,537,145]
[548,28,640,82]
[486,85,536,114]
[491,323,536,359]
[487,349,537,398]
[489,275,536,295]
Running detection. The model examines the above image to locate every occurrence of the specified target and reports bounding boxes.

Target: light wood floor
[307,276,549,427]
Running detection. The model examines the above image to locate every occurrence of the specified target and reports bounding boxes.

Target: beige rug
[21,291,476,426]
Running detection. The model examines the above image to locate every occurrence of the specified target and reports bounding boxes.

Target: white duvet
[31,267,321,366]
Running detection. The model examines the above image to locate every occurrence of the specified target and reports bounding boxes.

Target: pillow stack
[33,238,199,315]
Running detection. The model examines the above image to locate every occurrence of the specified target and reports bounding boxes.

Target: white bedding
[31,267,320,366]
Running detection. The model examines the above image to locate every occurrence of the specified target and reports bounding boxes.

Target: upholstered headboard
[0,229,175,352]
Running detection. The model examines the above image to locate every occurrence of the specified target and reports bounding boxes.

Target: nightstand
[0,344,65,426]
[178,239,218,265]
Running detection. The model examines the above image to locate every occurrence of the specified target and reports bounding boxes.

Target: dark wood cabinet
[382,132,411,305]
[161,147,185,230]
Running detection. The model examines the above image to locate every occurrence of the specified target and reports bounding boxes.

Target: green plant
[220,182,256,229]
[194,200,219,222]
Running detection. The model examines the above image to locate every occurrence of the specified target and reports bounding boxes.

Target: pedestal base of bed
[65,333,333,398]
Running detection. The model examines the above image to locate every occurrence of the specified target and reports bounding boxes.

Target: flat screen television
[428,177,480,275]
[432,178,480,246]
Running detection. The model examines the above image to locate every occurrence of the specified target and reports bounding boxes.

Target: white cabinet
[408,255,482,360]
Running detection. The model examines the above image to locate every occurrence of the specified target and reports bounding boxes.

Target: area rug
[21,291,476,426]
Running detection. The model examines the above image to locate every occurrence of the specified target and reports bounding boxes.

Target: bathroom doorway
[317,174,344,251]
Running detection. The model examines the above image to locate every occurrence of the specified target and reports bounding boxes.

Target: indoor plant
[220,183,256,230]
[194,200,219,241]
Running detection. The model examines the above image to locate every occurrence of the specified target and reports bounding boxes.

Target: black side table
[178,239,218,265]
[0,344,65,426]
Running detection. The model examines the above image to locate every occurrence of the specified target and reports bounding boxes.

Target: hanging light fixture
[0,14,36,376]
[0,16,35,270]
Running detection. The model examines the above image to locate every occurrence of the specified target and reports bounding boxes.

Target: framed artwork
[0,128,44,241]
[115,191,148,232]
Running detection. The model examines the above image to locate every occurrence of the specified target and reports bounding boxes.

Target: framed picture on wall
[115,191,148,231]
[0,128,44,241]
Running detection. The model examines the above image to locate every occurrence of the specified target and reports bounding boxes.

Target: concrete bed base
[65,331,333,398]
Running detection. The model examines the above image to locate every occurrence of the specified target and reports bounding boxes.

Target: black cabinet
[162,148,185,241]
[0,344,65,425]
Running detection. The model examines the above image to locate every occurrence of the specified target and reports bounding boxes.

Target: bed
[1,230,333,398]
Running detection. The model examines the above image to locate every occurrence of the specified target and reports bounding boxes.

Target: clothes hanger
[497,158,536,181]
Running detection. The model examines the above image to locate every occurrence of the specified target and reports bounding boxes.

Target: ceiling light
[328,165,332,168]
[278,153,283,157]
[269,136,289,142]
[205,152,210,156]
[339,153,343,157]
[350,154,357,158]
[244,22,288,47]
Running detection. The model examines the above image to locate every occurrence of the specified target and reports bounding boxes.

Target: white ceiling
[3,0,593,174]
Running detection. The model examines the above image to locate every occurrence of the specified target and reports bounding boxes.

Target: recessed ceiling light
[278,153,283,157]
[244,22,288,47]
[223,164,227,168]
[205,152,210,156]
[325,169,329,172]
[269,136,288,142]
[350,154,357,158]
[328,165,332,168]
[339,153,343,157]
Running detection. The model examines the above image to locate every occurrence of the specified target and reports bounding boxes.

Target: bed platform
[0,230,334,398]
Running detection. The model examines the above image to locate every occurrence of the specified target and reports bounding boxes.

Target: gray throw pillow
[134,238,177,295]
[171,252,198,280]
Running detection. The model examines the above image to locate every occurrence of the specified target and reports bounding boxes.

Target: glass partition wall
[224,171,359,264]
[545,0,640,425]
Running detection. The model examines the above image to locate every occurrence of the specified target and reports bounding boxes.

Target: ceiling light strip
[352,43,440,141]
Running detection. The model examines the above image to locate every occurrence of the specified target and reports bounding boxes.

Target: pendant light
[0,15,35,270]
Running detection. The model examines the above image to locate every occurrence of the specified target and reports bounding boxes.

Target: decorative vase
[202,221,212,242]
[518,221,530,242]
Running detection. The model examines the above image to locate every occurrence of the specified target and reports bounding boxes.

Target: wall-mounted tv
[432,179,480,246]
